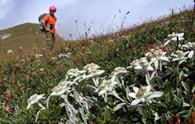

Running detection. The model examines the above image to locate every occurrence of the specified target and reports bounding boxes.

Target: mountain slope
[0,23,65,61]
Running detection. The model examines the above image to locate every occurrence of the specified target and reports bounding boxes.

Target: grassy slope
[0,9,195,123]
[0,23,66,61]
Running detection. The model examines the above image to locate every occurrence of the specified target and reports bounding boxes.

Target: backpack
[38,13,49,32]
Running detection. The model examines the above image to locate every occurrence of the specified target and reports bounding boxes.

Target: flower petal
[163,40,171,46]
[159,56,169,62]
[188,50,194,59]
[128,93,136,98]
[131,99,142,106]
[134,65,143,71]
[148,92,163,100]
[133,87,139,93]
[147,65,154,71]
[98,89,107,96]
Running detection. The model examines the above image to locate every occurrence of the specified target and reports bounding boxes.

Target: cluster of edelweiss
[27,32,195,123]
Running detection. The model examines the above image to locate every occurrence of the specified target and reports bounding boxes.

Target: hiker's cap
[49,5,56,12]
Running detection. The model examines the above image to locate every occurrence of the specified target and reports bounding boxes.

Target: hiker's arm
[42,15,49,31]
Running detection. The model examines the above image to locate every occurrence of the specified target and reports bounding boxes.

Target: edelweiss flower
[66,68,85,78]
[112,67,127,75]
[146,49,169,61]
[168,32,184,41]
[171,50,194,64]
[97,77,124,102]
[128,86,163,105]
[82,63,105,79]
[129,57,154,73]
[50,85,67,96]
[26,94,45,110]
[164,32,184,46]
[181,42,195,50]
[50,81,72,96]
[98,78,118,96]
[154,112,160,121]
[83,63,100,73]
[146,49,169,70]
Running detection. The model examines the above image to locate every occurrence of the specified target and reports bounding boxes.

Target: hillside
[0,23,65,61]
[0,9,195,124]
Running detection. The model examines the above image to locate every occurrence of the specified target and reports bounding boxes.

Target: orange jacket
[42,14,56,33]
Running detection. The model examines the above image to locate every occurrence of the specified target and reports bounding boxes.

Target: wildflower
[145,51,155,59]
[145,49,169,62]
[82,63,105,79]
[146,49,170,70]
[83,63,100,73]
[111,67,127,75]
[154,112,160,121]
[98,77,123,102]
[168,32,184,41]
[58,53,67,59]
[7,49,13,54]
[58,52,71,59]
[3,94,11,101]
[50,85,67,96]
[98,79,118,96]
[3,90,11,101]
[50,80,75,96]
[5,106,14,113]
[164,32,184,46]
[66,68,85,78]
[129,57,154,73]
[182,42,195,50]
[35,54,43,59]
[171,50,194,64]
[128,86,163,105]
[26,94,45,110]
[46,81,73,108]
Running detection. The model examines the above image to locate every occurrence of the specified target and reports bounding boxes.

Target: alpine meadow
[0,6,195,124]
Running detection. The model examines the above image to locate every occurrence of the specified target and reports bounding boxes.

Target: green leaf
[178,110,192,118]
[113,103,126,111]
[103,108,112,122]
[165,92,173,106]
[160,114,166,124]
[181,81,189,92]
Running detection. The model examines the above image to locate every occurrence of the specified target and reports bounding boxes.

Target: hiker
[39,5,57,52]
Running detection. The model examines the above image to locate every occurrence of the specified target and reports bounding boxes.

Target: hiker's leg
[46,33,55,52]
[45,32,51,52]
[50,33,55,51]
[45,31,49,38]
